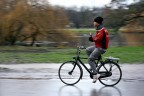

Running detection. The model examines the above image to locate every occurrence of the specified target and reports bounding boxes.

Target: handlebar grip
[79,46,86,49]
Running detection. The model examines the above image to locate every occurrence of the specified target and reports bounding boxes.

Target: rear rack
[104,56,120,63]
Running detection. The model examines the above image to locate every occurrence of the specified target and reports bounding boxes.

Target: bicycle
[58,46,122,86]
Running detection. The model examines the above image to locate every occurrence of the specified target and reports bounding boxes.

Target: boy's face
[93,22,100,27]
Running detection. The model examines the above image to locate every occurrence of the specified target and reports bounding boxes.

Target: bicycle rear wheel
[97,61,122,86]
[58,61,83,85]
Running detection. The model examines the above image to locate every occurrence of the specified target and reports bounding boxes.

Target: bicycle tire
[97,61,122,86]
[58,61,83,85]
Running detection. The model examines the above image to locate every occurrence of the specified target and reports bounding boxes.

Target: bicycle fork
[68,62,77,75]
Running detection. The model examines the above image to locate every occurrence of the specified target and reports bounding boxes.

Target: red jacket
[92,27,109,49]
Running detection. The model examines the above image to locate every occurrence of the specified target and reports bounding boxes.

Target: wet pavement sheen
[1,79,144,96]
[0,64,144,96]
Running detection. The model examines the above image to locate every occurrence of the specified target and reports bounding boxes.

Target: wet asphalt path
[0,64,144,96]
[1,79,144,96]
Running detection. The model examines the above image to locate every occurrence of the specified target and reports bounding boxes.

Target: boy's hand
[89,37,93,42]
[89,32,93,42]
[89,35,93,42]
[90,32,92,36]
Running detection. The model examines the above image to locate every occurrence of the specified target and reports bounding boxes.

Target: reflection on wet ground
[0,64,144,96]
[0,79,144,96]
[59,85,122,96]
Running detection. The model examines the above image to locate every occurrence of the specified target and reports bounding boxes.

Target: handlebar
[76,46,86,57]
[78,46,86,50]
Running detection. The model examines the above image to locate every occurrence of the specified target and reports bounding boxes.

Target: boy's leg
[89,48,106,83]
[88,48,101,74]
[86,46,95,70]
[86,46,95,56]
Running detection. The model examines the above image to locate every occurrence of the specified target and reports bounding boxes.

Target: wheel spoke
[58,61,82,85]
[98,62,122,86]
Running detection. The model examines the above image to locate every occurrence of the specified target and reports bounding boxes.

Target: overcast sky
[48,0,112,8]
[48,0,137,8]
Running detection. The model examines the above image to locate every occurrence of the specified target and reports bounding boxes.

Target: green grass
[0,46,143,64]
[103,46,144,63]
[0,46,76,64]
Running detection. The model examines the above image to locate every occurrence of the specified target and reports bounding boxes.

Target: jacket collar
[96,24,104,31]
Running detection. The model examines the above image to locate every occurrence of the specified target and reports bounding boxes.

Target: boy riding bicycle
[86,16,109,83]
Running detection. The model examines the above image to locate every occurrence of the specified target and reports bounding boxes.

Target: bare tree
[102,0,144,30]
[0,0,75,46]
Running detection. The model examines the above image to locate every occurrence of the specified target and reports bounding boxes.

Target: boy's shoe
[92,74,100,83]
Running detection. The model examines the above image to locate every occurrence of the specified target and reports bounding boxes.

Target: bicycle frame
[73,46,111,79]
[74,56,92,75]
[58,46,122,86]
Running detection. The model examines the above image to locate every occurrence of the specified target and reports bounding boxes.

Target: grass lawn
[0,46,143,64]
[103,46,144,63]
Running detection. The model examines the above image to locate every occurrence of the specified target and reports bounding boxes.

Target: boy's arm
[93,31,103,42]
[89,32,94,42]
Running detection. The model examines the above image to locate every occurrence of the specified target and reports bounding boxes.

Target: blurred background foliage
[0,0,143,46]
[0,0,144,63]
[0,0,76,46]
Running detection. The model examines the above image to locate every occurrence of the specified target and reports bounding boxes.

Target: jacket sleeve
[93,31,104,42]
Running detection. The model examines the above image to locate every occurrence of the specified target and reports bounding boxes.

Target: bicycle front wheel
[58,61,83,85]
[97,61,122,86]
